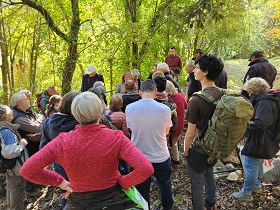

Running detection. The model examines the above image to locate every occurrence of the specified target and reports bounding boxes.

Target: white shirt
[126,98,172,163]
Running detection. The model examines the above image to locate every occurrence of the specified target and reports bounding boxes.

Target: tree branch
[80,19,91,26]
[8,0,68,42]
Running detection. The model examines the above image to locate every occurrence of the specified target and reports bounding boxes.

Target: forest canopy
[0,0,280,104]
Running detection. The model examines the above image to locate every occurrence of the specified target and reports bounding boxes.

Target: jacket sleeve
[179,57,182,70]
[19,137,65,186]
[115,82,121,94]
[100,74,105,83]
[81,75,86,92]
[121,115,130,138]
[117,135,153,189]
[13,116,42,134]
[39,122,51,149]
[248,100,275,133]
[0,129,25,159]
[243,70,250,84]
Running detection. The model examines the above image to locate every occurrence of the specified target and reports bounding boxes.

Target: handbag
[242,130,280,159]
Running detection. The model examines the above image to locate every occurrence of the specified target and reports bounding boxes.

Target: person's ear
[154,88,158,95]
[204,70,208,76]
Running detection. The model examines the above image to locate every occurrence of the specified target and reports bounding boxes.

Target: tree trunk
[29,19,41,96]
[125,0,139,69]
[62,41,79,95]
[108,58,113,97]
[193,29,200,57]
[0,13,9,104]
[61,0,80,95]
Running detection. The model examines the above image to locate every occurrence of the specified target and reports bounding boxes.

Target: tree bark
[61,0,80,95]
[0,17,9,104]
[29,19,42,96]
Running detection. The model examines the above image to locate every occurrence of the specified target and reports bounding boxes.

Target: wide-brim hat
[85,65,97,74]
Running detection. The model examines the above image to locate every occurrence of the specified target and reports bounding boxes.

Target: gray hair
[131,69,140,77]
[71,92,103,125]
[0,105,11,121]
[11,92,24,108]
[18,89,31,95]
[157,62,169,73]
[243,77,270,95]
[93,81,104,89]
[188,60,195,68]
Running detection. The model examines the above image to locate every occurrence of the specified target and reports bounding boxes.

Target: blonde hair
[243,77,270,95]
[165,80,178,96]
[152,71,164,80]
[71,92,103,125]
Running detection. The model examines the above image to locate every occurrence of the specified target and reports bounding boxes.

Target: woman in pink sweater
[166,80,187,164]
[20,92,153,210]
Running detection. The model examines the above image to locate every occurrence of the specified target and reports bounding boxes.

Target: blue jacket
[40,113,78,149]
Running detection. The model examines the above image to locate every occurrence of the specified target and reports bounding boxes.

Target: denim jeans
[54,162,68,209]
[136,157,173,210]
[187,148,216,210]
[242,156,263,195]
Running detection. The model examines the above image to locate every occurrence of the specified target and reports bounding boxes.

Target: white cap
[85,65,97,74]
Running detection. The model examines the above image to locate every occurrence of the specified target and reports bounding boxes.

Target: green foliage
[1,0,279,99]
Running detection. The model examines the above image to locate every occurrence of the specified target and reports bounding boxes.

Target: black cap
[249,50,264,61]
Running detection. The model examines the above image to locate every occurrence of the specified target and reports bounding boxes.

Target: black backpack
[0,145,19,173]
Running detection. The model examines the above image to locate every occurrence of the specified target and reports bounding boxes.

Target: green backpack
[194,91,254,163]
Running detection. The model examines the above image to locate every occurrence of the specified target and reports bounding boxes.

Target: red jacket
[20,124,153,192]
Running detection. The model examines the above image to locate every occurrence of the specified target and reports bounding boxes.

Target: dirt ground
[1,133,279,210]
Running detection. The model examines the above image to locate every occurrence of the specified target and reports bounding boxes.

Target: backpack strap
[193,88,227,104]
[193,91,217,104]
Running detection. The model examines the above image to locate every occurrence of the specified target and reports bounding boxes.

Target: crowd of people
[0,48,279,210]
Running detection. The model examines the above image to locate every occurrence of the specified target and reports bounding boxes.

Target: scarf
[0,121,21,142]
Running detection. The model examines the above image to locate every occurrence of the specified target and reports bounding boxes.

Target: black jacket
[187,73,202,99]
[81,73,105,92]
[242,92,280,158]
[215,70,228,89]
[243,58,277,88]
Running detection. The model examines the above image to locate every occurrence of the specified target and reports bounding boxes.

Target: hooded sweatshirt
[40,113,78,149]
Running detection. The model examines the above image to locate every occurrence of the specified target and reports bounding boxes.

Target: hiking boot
[232,190,253,201]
